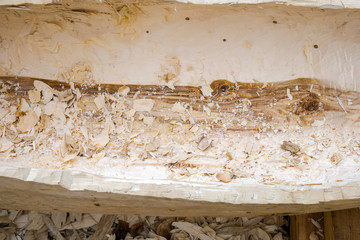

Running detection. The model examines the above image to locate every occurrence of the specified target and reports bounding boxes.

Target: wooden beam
[330,208,360,240]
[324,211,335,240]
[290,213,323,240]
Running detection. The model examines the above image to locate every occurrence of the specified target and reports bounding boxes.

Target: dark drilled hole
[146,30,149,33]
[220,85,229,93]
[273,20,278,24]
[94,203,101,207]
[314,44,319,49]
[185,17,190,21]
[223,38,227,42]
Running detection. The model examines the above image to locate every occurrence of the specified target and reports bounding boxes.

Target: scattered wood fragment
[88,215,116,240]
[41,214,65,240]
[0,208,292,240]
[281,141,300,154]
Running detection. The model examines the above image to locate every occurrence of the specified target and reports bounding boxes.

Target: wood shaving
[94,94,106,110]
[0,137,13,152]
[280,141,300,154]
[286,88,293,100]
[56,89,73,102]
[17,110,39,132]
[118,86,130,97]
[172,102,186,113]
[215,170,233,183]
[28,90,41,103]
[133,99,154,112]
[330,152,343,165]
[198,136,212,151]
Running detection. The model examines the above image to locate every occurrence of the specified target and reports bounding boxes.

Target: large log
[0,0,359,217]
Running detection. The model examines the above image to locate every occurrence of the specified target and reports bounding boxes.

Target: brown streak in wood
[290,212,323,240]
[1,76,359,115]
[331,208,360,240]
[324,211,335,240]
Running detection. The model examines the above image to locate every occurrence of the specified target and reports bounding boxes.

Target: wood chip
[172,222,213,240]
[17,110,39,132]
[118,86,130,96]
[272,232,283,240]
[198,136,212,151]
[172,102,186,113]
[286,88,293,100]
[0,137,13,152]
[40,87,54,104]
[56,89,73,102]
[157,218,175,240]
[133,99,154,112]
[26,211,44,231]
[41,214,65,240]
[88,215,116,240]
[51,212,67,229]
[60,214,102,230]
[215,171,233,183]
[250,228,270,240]
[330,152,343,165]
[94,94,106,110]
[19,98,30,112]
[28,90,41,103]
[309,231,319,240]
[280,141,300,154]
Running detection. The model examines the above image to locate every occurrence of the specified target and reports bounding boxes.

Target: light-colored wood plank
[1,170,360,217]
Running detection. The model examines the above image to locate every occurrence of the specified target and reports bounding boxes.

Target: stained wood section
[331,208,360,240]
[1,76,359,127]
[290,213,323,240]
[324,212,335,240]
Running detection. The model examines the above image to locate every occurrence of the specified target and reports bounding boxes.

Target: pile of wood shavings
[0,79,359,185]
[0,209,289,240]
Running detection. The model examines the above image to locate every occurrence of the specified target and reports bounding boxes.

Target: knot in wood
[296,92,320,114]
[210,80,235,96]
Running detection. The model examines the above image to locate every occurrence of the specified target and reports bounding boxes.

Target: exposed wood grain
[331,208,360,240]
[324,211,335,240]
[1,173,360,217]
[290,213,323,240]
[1,76,359,112]
[1,76,359,132]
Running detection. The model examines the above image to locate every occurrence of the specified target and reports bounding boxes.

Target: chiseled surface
[0,2,359,91]
[0,165,360,217]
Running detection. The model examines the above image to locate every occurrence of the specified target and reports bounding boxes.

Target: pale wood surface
[0,77,360,216]
[1,167,360,217]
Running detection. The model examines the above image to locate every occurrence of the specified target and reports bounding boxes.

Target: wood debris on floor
[0,209,289,240]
